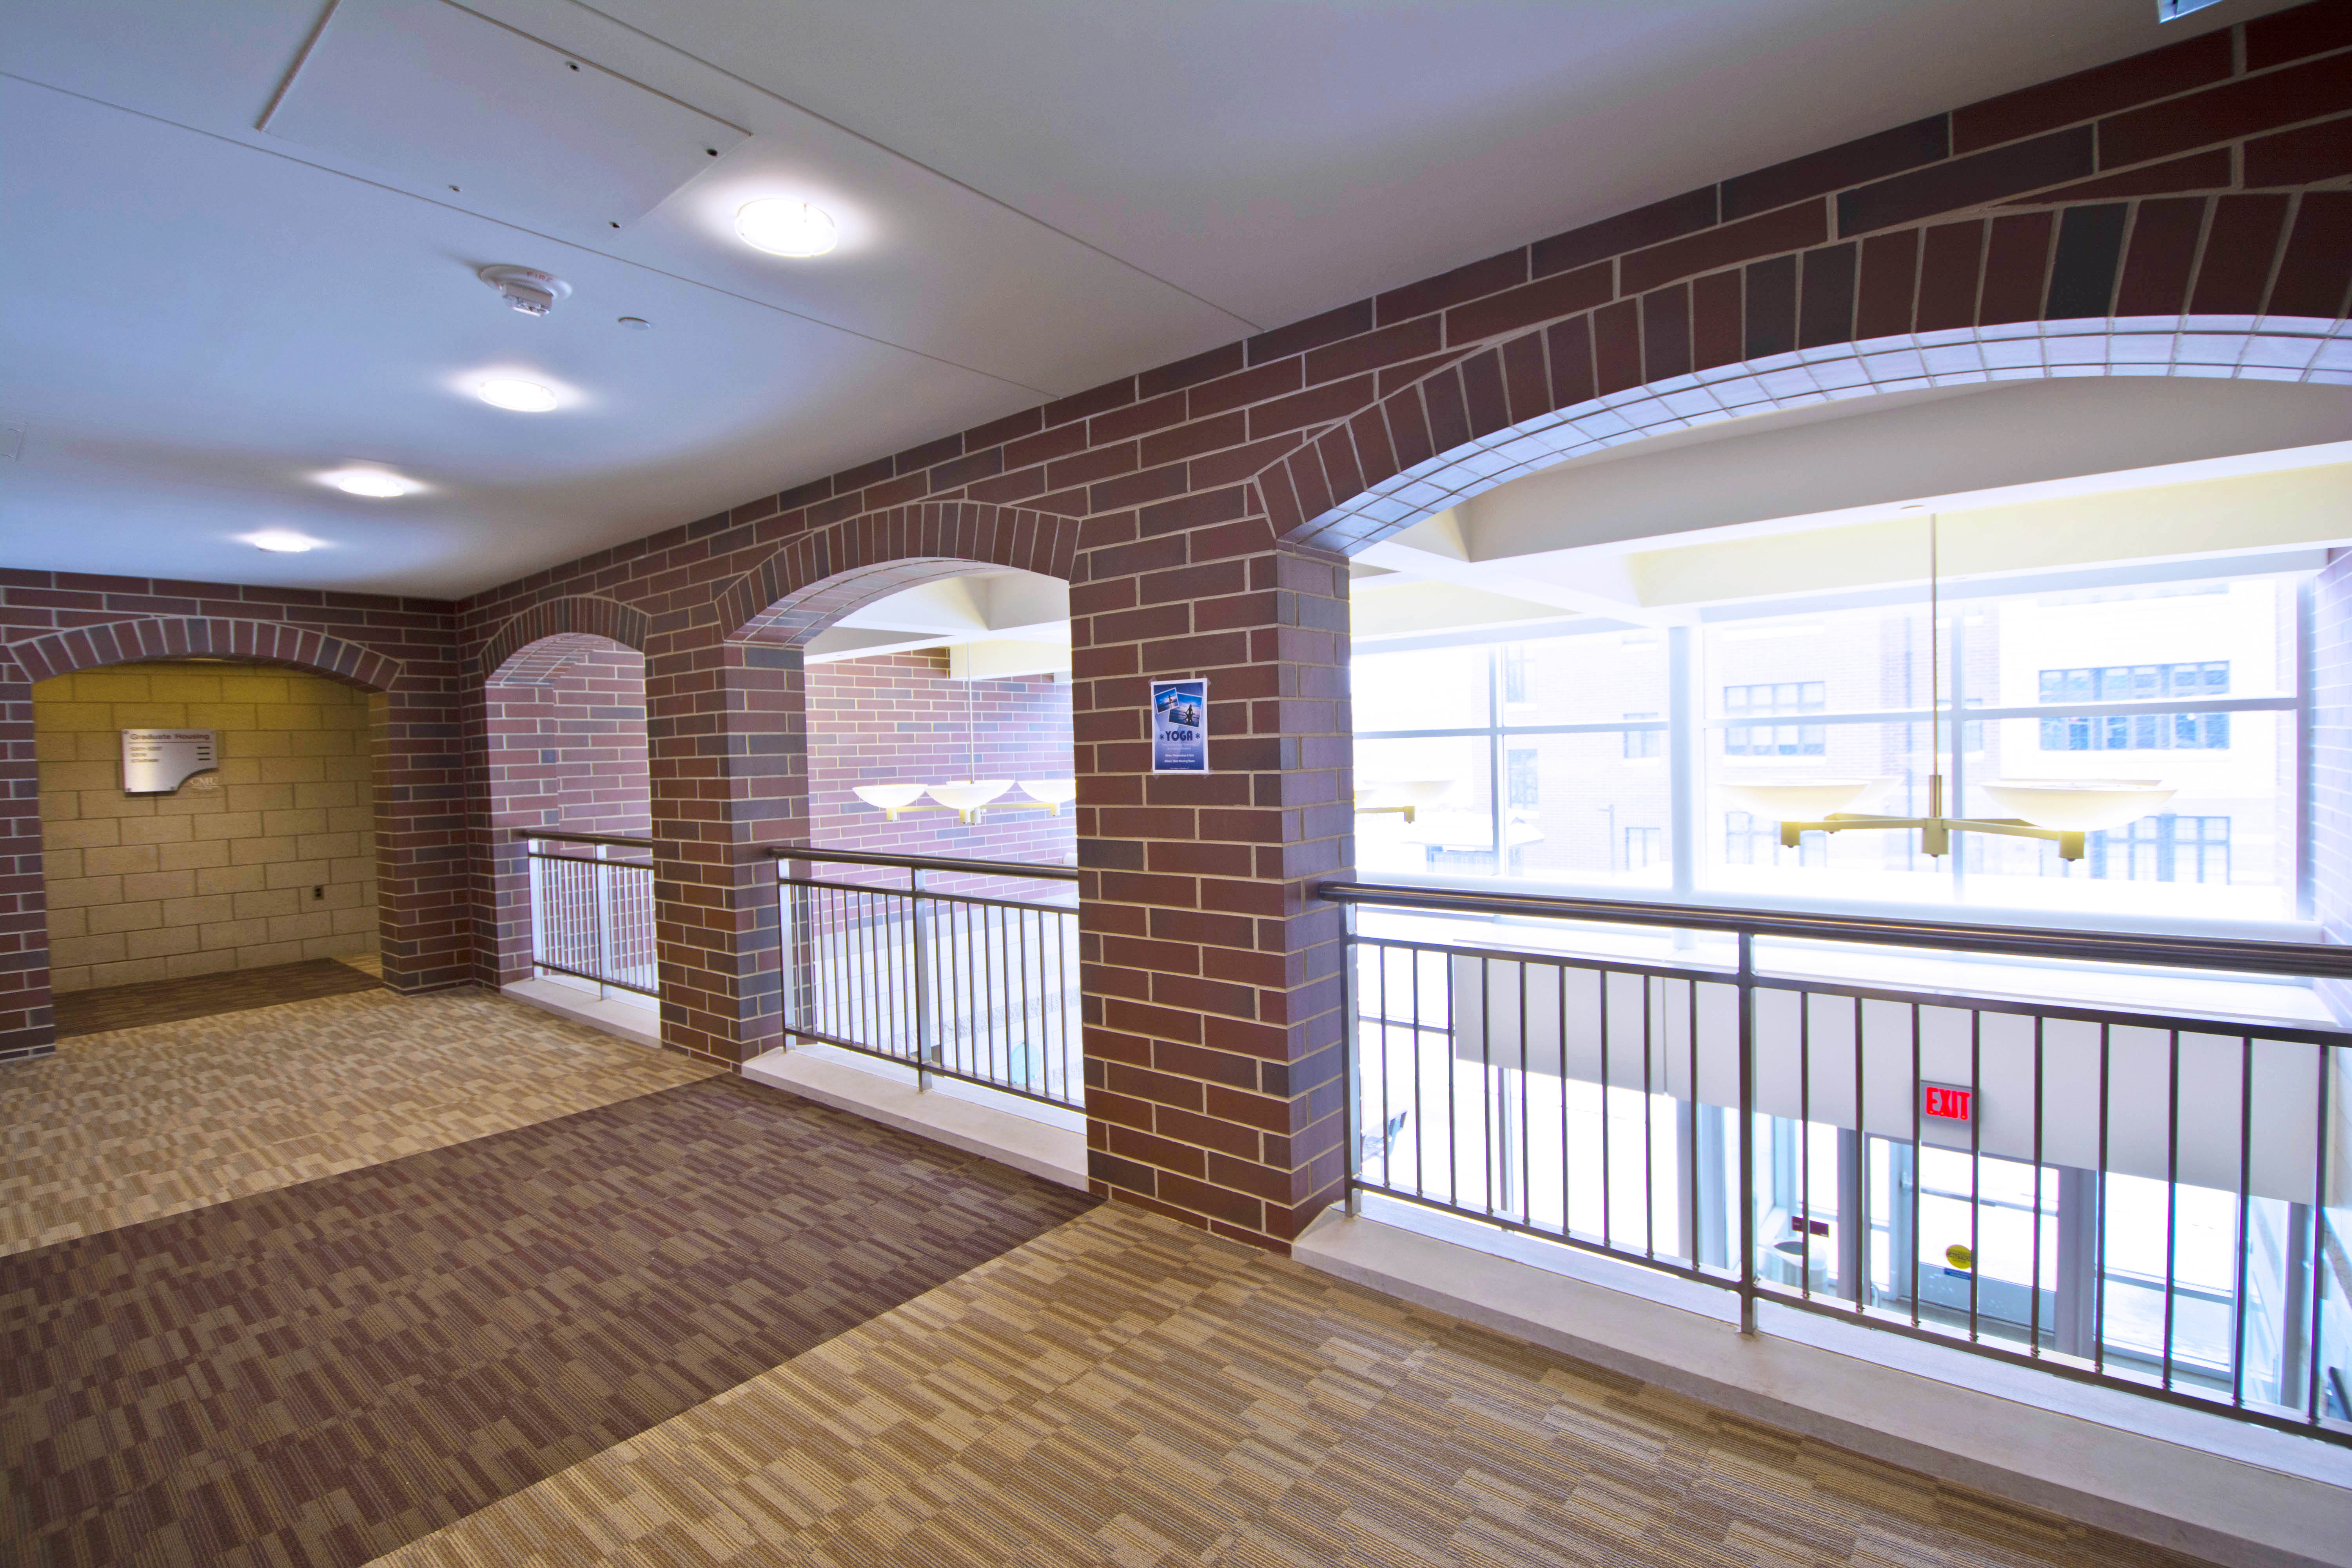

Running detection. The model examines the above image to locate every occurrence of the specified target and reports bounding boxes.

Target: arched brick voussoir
[479,596,648,681]
[717,500,1080,645]
[8,618,400,690]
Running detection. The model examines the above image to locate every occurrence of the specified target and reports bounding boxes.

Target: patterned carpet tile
[1,1074,1096,1567]
[0,987,716,1257]
[371,1204,2198,1568]
[53,958,383,1038]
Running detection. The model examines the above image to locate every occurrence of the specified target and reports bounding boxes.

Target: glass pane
[1356,736,1493,877]
[1499,630,1670,726]
[1488,730,1674,887]
[1356,646,1489,732]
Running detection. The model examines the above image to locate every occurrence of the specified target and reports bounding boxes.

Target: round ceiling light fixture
[477,377,559,412]
[735,198,837,257]
[478,265,572,316]
[247,530,319,553]
[326,469,411,498]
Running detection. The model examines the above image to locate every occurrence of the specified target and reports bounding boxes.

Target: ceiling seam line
[0,70,1062,399]
[550,0,1270,335]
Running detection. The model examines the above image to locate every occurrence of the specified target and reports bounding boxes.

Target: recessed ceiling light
[478,377,559,412]
[736,199,837,257]
[327,470,411,498]
[247,530,318,553]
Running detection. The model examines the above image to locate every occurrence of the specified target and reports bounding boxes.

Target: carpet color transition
[0,1074,1094,1567]
[51,956,384,1037]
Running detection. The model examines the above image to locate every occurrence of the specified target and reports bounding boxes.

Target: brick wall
[34,662,378,992]
[445,0,2349,1249]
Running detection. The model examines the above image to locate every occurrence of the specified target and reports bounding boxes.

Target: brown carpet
[52,957,382,1037]
[0,1074,1095,1567]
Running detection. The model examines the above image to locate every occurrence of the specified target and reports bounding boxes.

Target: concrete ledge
[1295,1198,2350,1568]
[498,978,661,1050]
[742,1044,1088,1192]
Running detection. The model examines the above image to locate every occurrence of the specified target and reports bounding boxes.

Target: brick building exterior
[5,4,2349,1241]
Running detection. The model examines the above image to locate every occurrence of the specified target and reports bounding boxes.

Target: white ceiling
[0,0,2301,598]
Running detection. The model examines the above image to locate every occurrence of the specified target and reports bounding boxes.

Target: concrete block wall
[34,662,378,991]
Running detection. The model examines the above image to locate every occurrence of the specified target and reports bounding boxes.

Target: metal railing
[773,847,1082,1108]
[1325,880,2352,1444]
[521,831,657,998]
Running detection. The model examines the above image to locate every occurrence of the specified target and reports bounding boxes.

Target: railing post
[909,864,933,1093]
[1341,898,1363,1218]
[592,842,615,1001]
[1737,928,1759,1337]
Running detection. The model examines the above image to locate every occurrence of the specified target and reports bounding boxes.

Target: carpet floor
[0,1074,1093,1566]
[52,958,383,1038]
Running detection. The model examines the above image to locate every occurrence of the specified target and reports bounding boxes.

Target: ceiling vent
[479,265,571,316]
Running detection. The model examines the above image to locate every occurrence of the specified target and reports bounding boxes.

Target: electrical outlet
[312,885,325,900]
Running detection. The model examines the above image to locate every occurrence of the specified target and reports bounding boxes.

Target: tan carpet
[0,985,716,1257]
[370,1203,2199,1568]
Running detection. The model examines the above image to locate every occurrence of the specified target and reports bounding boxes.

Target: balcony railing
[1323,880,2352,1445]
[521,831,657,998]
[773,847,1082,1109]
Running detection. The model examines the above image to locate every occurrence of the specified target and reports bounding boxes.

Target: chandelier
[847,659,1075,824]
[1721,511,2172,862]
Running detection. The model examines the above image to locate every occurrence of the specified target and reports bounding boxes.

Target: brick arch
[487,632,637,687]
[480,596,647,681]
[10,618,399,690]
[1240,194,2352,554]
[717,500,1078,644]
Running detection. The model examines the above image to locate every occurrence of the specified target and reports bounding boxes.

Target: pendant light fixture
[1721,510,2174,862]
[849,661,1074,824]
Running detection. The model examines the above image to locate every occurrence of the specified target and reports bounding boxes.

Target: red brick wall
[807,650,1074,890]
[483,641,652,982]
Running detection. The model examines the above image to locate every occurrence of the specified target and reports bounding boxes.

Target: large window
[1353,570,2304,925]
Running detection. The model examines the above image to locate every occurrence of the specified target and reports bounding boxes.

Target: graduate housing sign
[1151,679,1208,772]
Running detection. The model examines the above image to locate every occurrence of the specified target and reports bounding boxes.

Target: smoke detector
[478,265,572,316]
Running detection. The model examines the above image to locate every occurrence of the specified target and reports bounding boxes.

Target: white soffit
[261,0,748,233]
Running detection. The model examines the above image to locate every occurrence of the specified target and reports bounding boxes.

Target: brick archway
[717,501,1078,645]
[11,618,400,690]
[480,597,646,682]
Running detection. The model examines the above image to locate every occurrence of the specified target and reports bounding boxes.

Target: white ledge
[499,977,661,1049]
[742,1043,1087,1192]
[1295,1196,2350,1568]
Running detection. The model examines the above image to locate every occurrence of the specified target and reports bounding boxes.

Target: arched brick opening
[479,597,647,683]
[11,619,399,692]
[8,620,411,1056]
[482,631,652,986]
[717,501,1079,644]
[1272,313,2352,554]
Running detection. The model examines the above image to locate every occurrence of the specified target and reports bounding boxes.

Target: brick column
[645,636,806,1064]
[0,668,45,1059]
[1073,496,1353,1252]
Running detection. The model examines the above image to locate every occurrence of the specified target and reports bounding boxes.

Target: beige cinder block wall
[34,661,379,993]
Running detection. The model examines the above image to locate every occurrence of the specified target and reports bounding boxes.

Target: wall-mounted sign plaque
[1151,679,1208,773]
[122,729,218,794]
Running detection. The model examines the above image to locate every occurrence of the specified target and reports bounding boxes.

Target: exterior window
[1623,825,1662,869]
[2087,814,2231,883]
[1623,713,1662,759]
[1725,681,1826,757]
[1506,748,1539,809]
[1725,811,1824,867]
[1502,645,1530,704]
[2039,663,2230,750]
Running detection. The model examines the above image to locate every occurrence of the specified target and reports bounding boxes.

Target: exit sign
[1922,1081,1974,1123]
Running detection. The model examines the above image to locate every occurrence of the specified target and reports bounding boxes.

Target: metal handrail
[767,844,1080,881]
[517,829,654,850]
[1318,880,2352,981]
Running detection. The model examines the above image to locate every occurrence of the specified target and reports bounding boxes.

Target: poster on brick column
[1151,679,1208,772]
